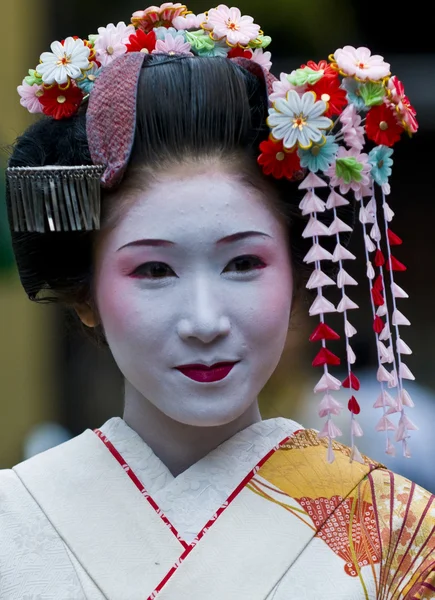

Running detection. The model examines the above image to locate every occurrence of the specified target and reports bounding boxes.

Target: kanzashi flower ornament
[267,90,332,150]
[18,4,272,120]
[257,45,418,463]
[14,7,419,464]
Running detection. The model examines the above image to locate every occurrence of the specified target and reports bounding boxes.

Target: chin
[167,404,253,428]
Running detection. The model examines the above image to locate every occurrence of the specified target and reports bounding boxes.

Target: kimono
[0,416,434,599]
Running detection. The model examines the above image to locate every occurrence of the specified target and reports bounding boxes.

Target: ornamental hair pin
[258,48,418,464]
[6,166,104,232]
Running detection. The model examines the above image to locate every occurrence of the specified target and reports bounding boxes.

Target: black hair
[7,54,327,339]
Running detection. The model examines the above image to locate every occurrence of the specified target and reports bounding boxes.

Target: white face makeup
[93,169,293,427]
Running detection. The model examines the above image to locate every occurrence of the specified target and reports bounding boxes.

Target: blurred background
[1,1,434,489]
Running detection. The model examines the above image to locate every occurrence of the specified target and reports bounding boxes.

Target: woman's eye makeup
[130,262,175,279]
[129,255,267,279]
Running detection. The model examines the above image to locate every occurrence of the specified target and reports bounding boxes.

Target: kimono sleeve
[0,468,88,600]
[368,468,435,598]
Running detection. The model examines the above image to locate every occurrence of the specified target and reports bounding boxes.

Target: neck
[122,380,262,477]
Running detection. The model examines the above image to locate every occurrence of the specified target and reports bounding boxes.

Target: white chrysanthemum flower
[268,90,332,150]
[37,37,90,85]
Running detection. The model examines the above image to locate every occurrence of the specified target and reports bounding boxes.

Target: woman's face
[93,167,293,426]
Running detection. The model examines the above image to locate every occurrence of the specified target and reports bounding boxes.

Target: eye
[130,262,176,279]
[223,255,266,274]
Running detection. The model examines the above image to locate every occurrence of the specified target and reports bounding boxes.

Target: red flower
[307,77,348,117]
[39,83,84,120]
[387,76,418,135]
[366,103,403,147]
[126,30,157,54]
[301,60,338,79]
[228,47,253,59]
[258,137,303,180]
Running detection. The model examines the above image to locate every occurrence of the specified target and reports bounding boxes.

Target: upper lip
[175,360,239,370]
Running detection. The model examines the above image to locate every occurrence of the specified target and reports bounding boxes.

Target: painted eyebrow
[117,231,271,252]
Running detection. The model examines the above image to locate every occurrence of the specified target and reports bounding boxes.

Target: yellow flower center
[140,47,150,54]
[379,121,388,131]
[107,46,114,55]
[311,145,321,156]
[378,160,384,168]
[321,93,330,102]
[87,74,96,81]
[292,114,307,130]
[35,90,44,97]
[227,19,239,30]
[57,95,66,104]
[276,152,285,161]
[168,51,176,55]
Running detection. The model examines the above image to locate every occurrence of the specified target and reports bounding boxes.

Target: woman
[1,4,432,599]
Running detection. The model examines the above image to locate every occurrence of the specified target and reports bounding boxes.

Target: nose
[176,277,231,343]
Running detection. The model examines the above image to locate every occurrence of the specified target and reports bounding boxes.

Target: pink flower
[251,48,272,71]
[334,46,390,81]
[132,4,188,33]
[17,80,44,114]
[386,75,418,134]
[172,12,206,30]
[108,22,136,43]
[326,146,372,198]
[203,5,260,47]
[269,72,306,103]
[153,32,193,55]
[340,104,365,150]
[94,23,134,66]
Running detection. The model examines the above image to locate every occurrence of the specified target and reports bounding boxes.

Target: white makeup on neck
[93,167,293,430]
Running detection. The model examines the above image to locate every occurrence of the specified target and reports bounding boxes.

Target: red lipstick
[176,362,237,383]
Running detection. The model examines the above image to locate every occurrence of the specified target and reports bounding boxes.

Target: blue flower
[368,145,394,186]
[298,135,339,173]
[341,77,367,112]
[154,26,186,41]
[197,43,230,58]
[76,63,101,95]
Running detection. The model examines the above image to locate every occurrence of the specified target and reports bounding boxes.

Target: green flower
[24,69,43,86]
[248,34,272,49]
[185,30,215,53]
[185,30,229,57]
[335,157,364,183]
[287,67,323,87]
[88,34,99,45]
[359,82,385,107]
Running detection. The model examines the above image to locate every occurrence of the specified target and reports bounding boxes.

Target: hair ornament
[8,5,419,463]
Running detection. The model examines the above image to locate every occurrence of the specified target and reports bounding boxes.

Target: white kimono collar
[99,417,303,542]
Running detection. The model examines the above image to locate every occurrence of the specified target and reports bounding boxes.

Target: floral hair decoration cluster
[18,3,272,120]
[16,4,419,463]
[262,48,418,463]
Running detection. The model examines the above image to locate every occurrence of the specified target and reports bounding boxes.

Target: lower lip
[176,363,237,383]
